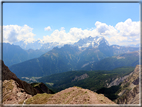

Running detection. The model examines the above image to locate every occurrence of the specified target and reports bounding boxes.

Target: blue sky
[3,2,140,46]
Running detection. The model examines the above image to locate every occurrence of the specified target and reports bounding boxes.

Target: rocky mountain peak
[74,36,109,49]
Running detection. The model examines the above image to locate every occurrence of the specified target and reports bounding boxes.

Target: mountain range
[82,51,139,71]
[13,36,140,50]
[13,40,43,50]
[14,40,65,51]
[2,36,139,67]
[2,43,48,67]
[8,36,139,78]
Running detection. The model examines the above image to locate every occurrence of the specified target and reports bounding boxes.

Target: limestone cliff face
[115,65,140,104]
[108,74,129,88]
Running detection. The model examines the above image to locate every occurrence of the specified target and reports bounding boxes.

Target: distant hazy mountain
[82,51,139,71]
[9,36,139,78]
[3,43,29,66]
[129,44,140,47]
[13,40,64,51]
[13,40,43,50]
[13,36,140,52]
[40,42,64,51]
[13,36,110,51]
[9,45,81,78]
[2,43,47,66]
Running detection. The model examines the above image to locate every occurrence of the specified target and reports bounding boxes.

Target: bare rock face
[120,65,140,87]
[72,73,89,82]
[1,60,38,104]
[115,65,140,104]
[108,75,129,88]
[3,79,32,104]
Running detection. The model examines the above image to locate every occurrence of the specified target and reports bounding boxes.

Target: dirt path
[85,89,100,104]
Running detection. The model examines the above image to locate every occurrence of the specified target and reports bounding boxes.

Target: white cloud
[114,18,140,45]
[42,27,101,45]
[3,25,35,44]
[3,18,140,46]
[44,26,51,31]
[95,21,109,34]
[42,19,140,46]
[60,27,65,31]
[94,19,140,46]
[42,28,78,45]
[115,18,140,37]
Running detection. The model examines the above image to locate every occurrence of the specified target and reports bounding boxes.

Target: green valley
[35,67,134,92]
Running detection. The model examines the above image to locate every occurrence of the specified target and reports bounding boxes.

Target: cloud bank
[44,26,51,31]
[3,25,35,44]
[3,18,140,46]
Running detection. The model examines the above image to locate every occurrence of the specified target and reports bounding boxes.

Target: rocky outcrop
[108,75,129,88]
[72,73,89,82]
[116,85,139,104]
[2,60,38,95]
[1,60,53,104]
[1,60,38,104]
[25,86,117,104]
[115,65,140,104]
[3,79,32,104]
[108,65,140,88]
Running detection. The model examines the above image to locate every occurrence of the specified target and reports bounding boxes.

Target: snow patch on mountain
[74,36,109,49]
[12,36,110,51]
